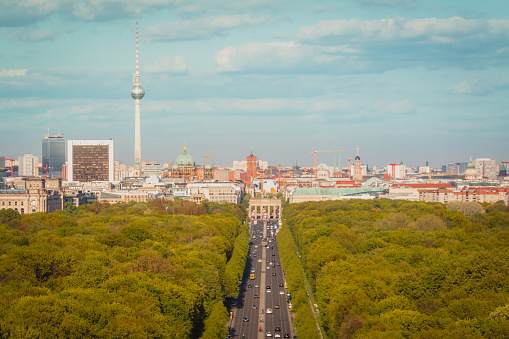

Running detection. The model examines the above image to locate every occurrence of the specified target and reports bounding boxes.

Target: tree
[0,208,21,223]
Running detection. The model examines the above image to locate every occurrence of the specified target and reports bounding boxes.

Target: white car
[266,332,272,337]
[279,290,284,295]
[266,308,273,314]
[275,333,281,338]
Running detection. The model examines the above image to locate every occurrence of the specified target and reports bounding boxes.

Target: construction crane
[202,154,215,166]
[37,164,49,179]
[307,150,346,179]
[276,163,281,189]
[4,157,15,178]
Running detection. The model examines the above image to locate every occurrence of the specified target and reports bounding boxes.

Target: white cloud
[214,17,509,74]
[0,69,28,77]
[145,55,188,73]
[0,0,181,26]
[450,77,509,96]
[11,29,56,42]
[355,0,418,9]
[214,42,317,72]
[145,14,274,42]
[298,17,509,44]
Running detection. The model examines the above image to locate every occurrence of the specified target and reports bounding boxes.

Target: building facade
[0,178,63,214]
[67,140,115,182]
[42,131,66,178]
[18,154,38,176]
[475,158,497,180]
[353,146,363,182]
[246,152,257,183]
[387,163,406,179]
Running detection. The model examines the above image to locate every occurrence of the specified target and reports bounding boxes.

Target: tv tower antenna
[131,21,145,173]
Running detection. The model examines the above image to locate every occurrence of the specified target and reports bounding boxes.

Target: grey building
[42,131,66,178]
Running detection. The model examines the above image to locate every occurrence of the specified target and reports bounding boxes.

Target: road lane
[230,218,290,339]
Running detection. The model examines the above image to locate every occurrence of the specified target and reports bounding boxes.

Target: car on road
[255,284,260,288]
[266,308,273,314]
[284,334,290,338]
[253,304,257,309]
[267,260,270,263]
[251,268,256,273]
[243,317,249,322]
[266,332,272,337]
[280,290,284,295]
[279,283,284,287]
[275,305,279,309]
[232,300,237,306]
[254,293,259,298]
[275,333,281,338]
[275,326,281,331]
[248,284,252,288]
[272,272,276,276]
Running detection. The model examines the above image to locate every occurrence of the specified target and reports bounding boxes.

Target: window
[21,201,23,206]
[8,202,11,206]
[15,201,17,206]
[32,209,36,213]
[20,208,24,214]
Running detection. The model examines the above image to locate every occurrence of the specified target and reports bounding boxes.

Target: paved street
[229,218,292,339]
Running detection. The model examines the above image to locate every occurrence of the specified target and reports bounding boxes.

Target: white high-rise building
[18,154,38,176]
[387,163,406,179]
[475,158,497,180]
[130,22,145,175]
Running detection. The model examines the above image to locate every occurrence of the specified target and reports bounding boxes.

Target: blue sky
[1,0,508,168]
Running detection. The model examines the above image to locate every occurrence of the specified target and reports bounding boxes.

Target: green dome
[204,164,212,170]
[172,146,195,169]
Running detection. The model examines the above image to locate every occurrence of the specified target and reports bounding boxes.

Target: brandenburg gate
[248,198,282,219]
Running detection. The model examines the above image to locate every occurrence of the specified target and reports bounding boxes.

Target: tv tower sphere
[131,78,145,99]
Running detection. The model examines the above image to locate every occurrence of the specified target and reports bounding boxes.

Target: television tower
[130,22,145,173]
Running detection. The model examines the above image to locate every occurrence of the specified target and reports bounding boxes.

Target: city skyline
[1,0,508,168]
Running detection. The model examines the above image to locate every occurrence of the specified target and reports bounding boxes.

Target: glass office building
[42,132,66,178]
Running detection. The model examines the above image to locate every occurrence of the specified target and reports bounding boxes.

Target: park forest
[1,198,509,339]
[0,200,248,339]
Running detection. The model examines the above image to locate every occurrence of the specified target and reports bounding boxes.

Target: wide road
[229,218,292,339]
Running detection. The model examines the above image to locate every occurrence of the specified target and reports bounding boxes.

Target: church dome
[172,146,195,169]
[466,161,475,169]
[355,155,360,160]
[204,164,212,170]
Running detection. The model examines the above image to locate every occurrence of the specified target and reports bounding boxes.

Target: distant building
[143,162,163,177]
[465,159,477,181]
[98,190,152,204]
[170,146,198,181]
[18,154,38,176]
[457,162,467,174]
[353,146,363,182]
[42,131,66,177]
[0,177,63,214]
[475,158,497,180]
[246,151,257,183]
[189,182,244,204]
[446,163,460,175]
[67,140,114,182]
[499,162,508,177]
[0,157,5,169]
[419,187,509,205]
[387,163,406,179]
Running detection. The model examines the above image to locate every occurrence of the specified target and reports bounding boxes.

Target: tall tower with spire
[131,22,145,173]
[353,145,363,182]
